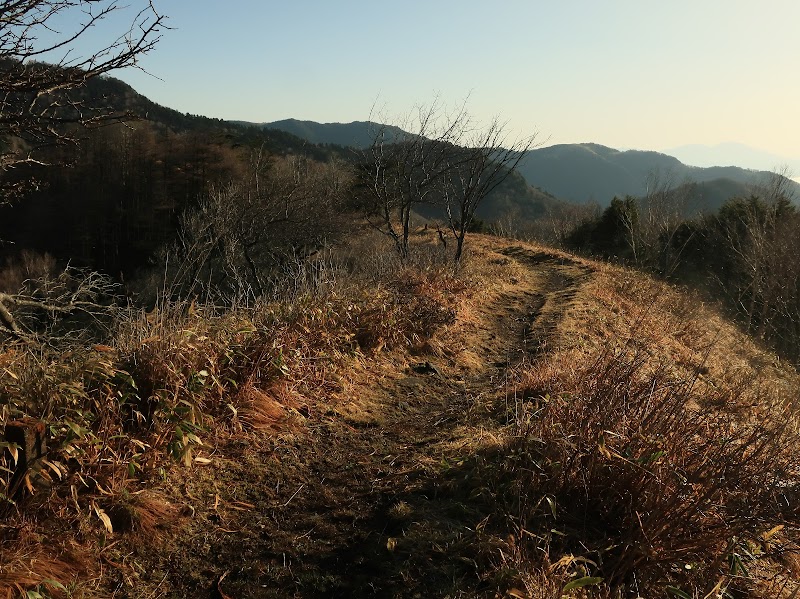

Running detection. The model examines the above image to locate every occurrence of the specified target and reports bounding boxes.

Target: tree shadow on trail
[282,448,517,599]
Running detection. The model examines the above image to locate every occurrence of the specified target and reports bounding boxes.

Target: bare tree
[0,0,164,341]
[714,169,798,343]
[354,100,469,258]
[612,170,694,273]
[171,152,350,303]
[439,118,538,262]
[539,201,601,247]
[0,0,166,171]
[749,164,796,205]
[355,100,538,262]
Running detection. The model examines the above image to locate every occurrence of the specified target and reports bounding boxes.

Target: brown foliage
[490,265,800,595]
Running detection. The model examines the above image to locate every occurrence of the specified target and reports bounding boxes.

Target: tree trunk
[454,231,466,263]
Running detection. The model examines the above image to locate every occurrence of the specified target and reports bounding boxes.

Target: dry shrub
[108,261,461,451]
[0,250,59,294]
[353,268,461,352]
[335,228,452,283]
[1,251,463,486]
[501,342,799,594]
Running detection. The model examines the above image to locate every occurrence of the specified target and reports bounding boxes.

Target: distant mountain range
[664,142,800,175]
[254,119,798,211]
[513,143,800,210]
[54,80,800,219]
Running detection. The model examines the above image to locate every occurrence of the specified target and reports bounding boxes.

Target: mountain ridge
[514,141,797,207]
[59,75,800,216]
[235,118,407,148]
[254,119,798,208]
[59,75,795,213]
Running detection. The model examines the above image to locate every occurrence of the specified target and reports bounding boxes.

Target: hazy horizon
[253,118,800,174]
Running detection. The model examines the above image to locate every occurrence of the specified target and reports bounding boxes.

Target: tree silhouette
[0,0,165,171]
[0,0,165,340]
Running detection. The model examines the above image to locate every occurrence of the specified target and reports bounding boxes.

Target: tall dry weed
[492,267,800,596]
[0,231,468,593]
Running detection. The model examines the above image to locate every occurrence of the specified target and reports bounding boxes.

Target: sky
[48,1,800,167]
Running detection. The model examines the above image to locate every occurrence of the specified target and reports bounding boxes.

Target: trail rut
[132,243,593,599]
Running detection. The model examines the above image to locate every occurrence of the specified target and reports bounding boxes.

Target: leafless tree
[0,1,163,342]
[539,201,601,247]
[715,169,798,345]
[438,118,539,262]
[170,153,350,303]
[749,164,796,205]
[628,170,693,273]
[0,0,166,171]
[355,100,469,258]
[355,100,538,262]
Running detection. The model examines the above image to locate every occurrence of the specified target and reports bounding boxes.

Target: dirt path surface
[131,242,594,598]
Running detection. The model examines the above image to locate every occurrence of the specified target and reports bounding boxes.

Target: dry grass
[488,257,800,597]
[0,522,90,596]
[4,231,800,597]
[0,228,468,595]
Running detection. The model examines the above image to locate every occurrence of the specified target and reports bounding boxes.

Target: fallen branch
[0,267,120,344]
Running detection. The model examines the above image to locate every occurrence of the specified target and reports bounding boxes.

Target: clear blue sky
[62,1,800,160]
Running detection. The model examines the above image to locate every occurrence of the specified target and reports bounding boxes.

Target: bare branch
[0,0,166,169]
[0,265,119,344]
[355,99,539,261]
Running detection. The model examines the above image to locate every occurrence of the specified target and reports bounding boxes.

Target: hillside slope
[515,142,800,206]
[4,231,785,598]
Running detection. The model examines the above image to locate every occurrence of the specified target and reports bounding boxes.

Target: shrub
[497,343,799,595]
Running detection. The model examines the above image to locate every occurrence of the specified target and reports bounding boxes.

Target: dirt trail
[134,243,593,598]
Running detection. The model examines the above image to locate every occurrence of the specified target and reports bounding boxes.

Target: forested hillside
[0,76,569,284]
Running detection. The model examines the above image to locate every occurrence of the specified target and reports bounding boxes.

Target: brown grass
[0,521,91,597]
[0,229,468,595]
[488,257,800,597]
[100,491,178,537]
[5,231,800,597]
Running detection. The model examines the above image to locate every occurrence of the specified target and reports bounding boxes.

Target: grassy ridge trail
[5,237,799,597]
[129,238,594,598]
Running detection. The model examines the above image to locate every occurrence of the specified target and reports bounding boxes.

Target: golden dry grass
[489,245,800,597]
[2,229,800,597]
[0,228,478,596]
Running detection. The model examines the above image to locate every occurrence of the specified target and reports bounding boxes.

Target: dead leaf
[40,459,64,480]
[7,444,18,466]
[93,502,114,534]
